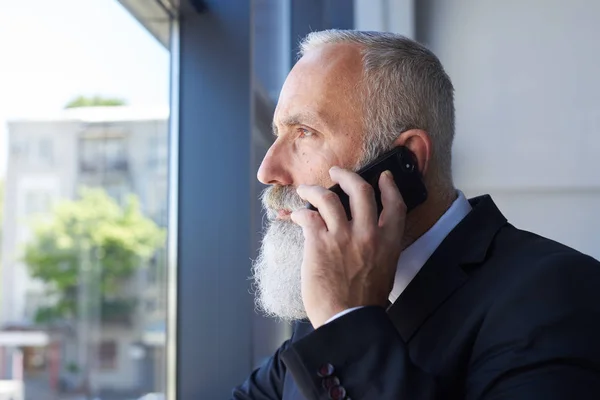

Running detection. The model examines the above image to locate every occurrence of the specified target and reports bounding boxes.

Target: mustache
[261,185,307,218]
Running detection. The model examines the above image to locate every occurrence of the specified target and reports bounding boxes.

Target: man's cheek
[295,161,333,187]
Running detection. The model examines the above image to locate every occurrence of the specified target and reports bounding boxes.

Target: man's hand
[291,166,407,329]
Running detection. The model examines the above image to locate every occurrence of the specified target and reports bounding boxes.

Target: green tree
[23,188,165,324]
[64,95,127,109]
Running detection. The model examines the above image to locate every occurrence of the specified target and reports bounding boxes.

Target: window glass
[0,1,172,399]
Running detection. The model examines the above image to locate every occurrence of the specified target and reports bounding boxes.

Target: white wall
[418,0,600,260]
[358,0,600,260]
[354,0,415,38]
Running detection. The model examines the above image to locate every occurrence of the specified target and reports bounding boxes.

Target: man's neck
[401,188,458,251]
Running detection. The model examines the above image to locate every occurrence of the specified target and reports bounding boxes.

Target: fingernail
[329,166,339,172]
[383,170,393,179]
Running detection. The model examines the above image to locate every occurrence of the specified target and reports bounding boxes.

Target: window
[98,340,118,370]
[148,135,168,171]
[38,137,54,166]
[145,298,158,313]
[10,137,54,166]
[10,141,29,159]
[104,137,128,171]
[80,136,128,173]
[0,1,172,399]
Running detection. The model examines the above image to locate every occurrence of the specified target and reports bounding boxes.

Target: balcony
[79,158,129,174]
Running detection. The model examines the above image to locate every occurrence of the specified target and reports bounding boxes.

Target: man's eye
[298,128,313,138]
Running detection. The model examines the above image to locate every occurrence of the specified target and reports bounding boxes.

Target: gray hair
[299,30,455,188]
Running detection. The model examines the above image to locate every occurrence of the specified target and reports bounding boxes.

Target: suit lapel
[387,195,508,342]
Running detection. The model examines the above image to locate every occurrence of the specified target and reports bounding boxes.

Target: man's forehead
[273,89,359,131]
[286,45,363,88]
[272,108,331,133]
[273,43,364,132]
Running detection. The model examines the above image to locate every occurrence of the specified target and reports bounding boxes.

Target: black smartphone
[306,146,427,220]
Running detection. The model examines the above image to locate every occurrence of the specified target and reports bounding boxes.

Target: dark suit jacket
[232,195,600,399]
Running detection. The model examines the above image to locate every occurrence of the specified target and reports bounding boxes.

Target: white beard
[252,219,306,321]
[252,185,308,321]
[251,150,385,321]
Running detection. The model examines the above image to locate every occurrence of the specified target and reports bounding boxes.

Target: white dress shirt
[326,191,472,324]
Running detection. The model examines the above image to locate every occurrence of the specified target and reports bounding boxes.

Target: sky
[0,0,170,176]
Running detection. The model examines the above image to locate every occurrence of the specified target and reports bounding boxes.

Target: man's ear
[392,129,431,174]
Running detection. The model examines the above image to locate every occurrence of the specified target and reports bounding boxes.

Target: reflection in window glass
[0,1,171,399]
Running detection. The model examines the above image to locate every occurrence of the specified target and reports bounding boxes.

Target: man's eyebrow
[272,112,324,137]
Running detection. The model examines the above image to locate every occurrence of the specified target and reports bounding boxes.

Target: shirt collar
[389,190,472,303]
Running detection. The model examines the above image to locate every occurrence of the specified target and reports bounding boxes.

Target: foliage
[66,362,80,374]
[64,95,127,109]
[23,188,165,324]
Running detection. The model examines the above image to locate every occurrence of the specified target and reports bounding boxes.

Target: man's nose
[257,145,292,186]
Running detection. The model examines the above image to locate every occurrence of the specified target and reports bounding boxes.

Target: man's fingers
[290,208,327,234]
[378,170,407,236]
[297,185,348,231]
[329,167,378,228]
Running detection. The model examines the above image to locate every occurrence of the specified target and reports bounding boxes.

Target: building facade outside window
[0,1,173,399]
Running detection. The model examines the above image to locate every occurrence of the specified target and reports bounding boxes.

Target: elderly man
[232,30,600,399]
